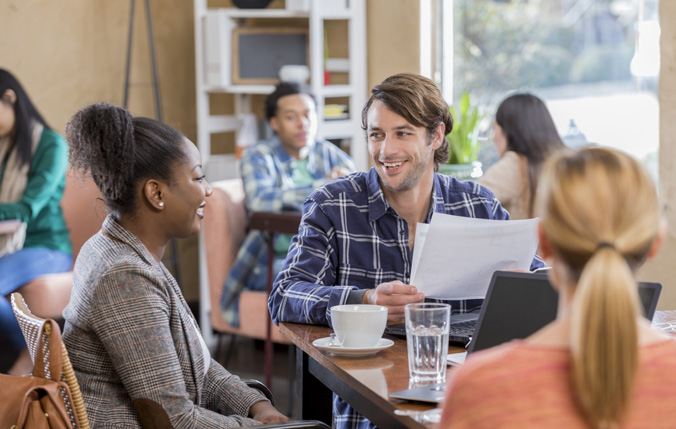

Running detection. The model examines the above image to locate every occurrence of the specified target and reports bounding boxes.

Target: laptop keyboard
[449,320,477,336]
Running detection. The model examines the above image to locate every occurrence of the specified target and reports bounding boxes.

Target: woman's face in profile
[492,121,508,157]
[0,90,16,139]
[161,138,212,239]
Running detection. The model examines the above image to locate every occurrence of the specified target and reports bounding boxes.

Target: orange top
[439,339,676,428]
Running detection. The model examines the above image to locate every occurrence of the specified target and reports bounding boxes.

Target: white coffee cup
[331,304,388,348]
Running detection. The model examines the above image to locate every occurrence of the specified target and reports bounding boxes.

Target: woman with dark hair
[62,102,288,427]
[440,147,676,428]
[477,93,564,219]
[0,69,71,375]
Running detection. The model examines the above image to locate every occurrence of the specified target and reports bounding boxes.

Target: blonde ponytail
[536,147,660,428]
[570,246,639,428]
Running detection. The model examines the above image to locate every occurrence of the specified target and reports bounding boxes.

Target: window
[436,0,660,179]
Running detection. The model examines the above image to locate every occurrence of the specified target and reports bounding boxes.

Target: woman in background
[477,93,564,219]
[440,147,676,428]
[62,102,288,427]
[0,69,71,375]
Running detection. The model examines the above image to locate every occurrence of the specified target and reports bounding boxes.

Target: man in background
[221,81,354,327]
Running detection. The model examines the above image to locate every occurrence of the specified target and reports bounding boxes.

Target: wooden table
[280,322,466,428]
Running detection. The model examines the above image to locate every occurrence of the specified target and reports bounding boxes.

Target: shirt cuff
[346,288,367,304]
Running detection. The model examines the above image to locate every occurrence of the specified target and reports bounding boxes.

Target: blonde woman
[439,147,676,428]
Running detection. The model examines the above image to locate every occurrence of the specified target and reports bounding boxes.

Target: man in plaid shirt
[269,74,544,429]
[221,82,354,327]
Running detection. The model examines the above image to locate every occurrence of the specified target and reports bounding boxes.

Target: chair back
[11,292,91,429]
[61,170,106,265]
[203,178,248,333]
[202,179,290,343]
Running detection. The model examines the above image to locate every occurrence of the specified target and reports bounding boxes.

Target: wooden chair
[11,292,90,429]
[17,171,104,319]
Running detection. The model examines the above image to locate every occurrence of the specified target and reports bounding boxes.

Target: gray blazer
[63,215,267,428]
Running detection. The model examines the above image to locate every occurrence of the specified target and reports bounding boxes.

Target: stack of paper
[410,213,539,300]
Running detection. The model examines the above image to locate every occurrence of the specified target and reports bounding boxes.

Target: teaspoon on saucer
[327,332,343,347]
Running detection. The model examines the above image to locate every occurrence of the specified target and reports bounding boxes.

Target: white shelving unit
[193,0,367,345]
[194,0,367,177]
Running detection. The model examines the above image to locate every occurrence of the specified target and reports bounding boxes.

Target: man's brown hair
[361,73,452,170]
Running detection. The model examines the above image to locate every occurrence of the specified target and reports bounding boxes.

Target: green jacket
[0,128,71,254]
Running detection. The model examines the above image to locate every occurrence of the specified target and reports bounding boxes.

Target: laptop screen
[467,271,662,355]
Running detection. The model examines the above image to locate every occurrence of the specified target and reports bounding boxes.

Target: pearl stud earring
[159,202,164,208]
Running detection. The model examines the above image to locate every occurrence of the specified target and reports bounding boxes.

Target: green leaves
[447,92,483,164]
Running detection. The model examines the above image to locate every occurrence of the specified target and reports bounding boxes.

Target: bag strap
[33,319,64,382]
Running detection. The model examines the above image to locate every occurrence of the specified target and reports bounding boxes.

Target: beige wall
[366,0,420,89]
[3,0,675,307]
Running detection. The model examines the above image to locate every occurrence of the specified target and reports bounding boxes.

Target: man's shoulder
[243,138,278,158]
[307,171,368,205]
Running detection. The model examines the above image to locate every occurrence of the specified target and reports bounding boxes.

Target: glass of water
[405,303,451,383]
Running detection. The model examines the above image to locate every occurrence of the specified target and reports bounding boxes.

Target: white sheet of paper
[409,223,429,282]
[410,213,539,300]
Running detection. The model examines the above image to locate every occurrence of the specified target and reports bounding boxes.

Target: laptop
[446,270,662,365]
[389,271,662,402]
[383,270,553,346]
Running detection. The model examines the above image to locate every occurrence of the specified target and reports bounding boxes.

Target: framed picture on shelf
[232,27,309,85]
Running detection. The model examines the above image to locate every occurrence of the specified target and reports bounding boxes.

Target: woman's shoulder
[34,127,68,163]
[502,150,527,163]
[452,341,567,385]
[39,127,66,146]
[484,151,528,178]
[77,231,165,290]
[641,338,676,364]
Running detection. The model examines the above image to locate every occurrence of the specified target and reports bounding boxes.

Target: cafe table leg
[295,346,333,424]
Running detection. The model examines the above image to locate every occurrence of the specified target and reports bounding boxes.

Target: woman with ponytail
[62,103,288,427]
[440,147,676,428]
[0,69,71,375]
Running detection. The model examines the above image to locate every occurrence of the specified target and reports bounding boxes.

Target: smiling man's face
[367,100,440,194]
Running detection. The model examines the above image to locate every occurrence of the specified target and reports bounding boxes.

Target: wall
[366,0,421,89]
[640,1,676,309]
[0,0,200,299]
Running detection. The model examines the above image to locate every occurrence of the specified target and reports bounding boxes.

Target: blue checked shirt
[269,168,544,429]
[221,136,354,327]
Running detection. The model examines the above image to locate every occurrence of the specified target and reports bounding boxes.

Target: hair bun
[66,102,136,202]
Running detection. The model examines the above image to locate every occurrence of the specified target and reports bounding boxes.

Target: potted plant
[438,92,484,179]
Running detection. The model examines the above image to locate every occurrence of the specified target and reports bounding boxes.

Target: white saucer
[313,337,394,357]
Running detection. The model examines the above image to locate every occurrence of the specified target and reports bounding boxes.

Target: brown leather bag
[0,320,77,428]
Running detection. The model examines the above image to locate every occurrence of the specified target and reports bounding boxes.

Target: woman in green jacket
[0,69,71,375]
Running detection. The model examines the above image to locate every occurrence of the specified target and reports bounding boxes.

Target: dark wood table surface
[280,322,466,429]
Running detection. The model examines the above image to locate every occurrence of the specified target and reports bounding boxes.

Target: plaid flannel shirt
[269,168,544,429]
[221,136,354,326]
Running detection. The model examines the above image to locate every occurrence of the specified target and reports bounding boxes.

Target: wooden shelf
[210,8,309,19]
[321,84,353,97]
[205,84,276,94]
